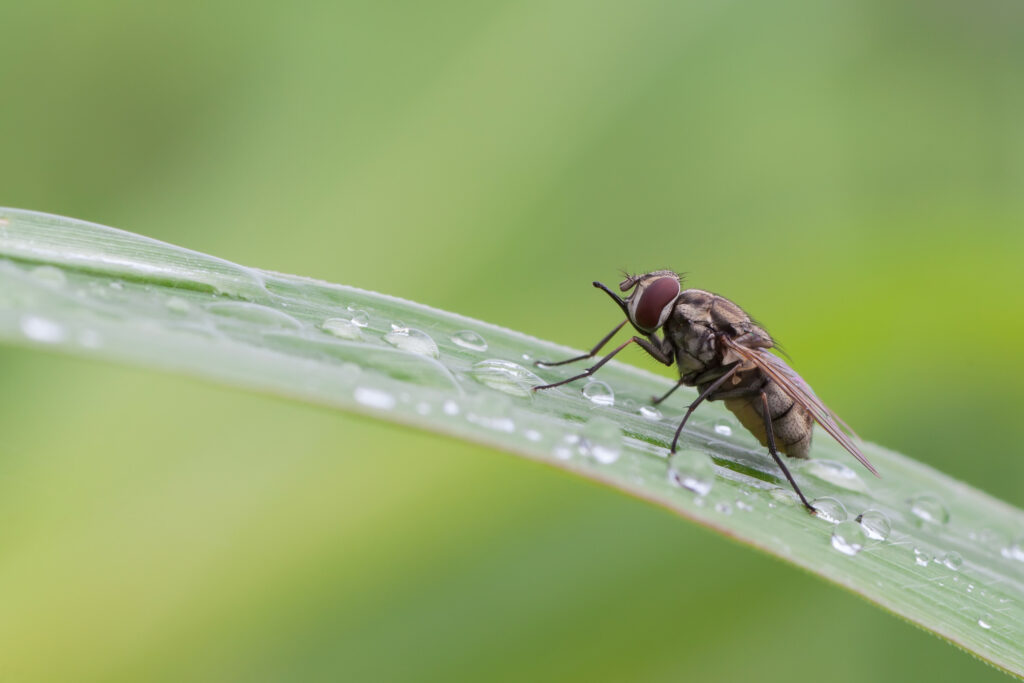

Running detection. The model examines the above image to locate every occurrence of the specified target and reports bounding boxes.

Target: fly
[532,270,878,513]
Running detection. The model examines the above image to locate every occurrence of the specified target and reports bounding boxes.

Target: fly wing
[721,336,879,477]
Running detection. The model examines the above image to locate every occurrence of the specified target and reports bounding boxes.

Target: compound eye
[635,277,680,330]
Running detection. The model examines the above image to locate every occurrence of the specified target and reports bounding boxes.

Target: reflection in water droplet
[29,265,67,286]
[322,317,362,340]
[913,548,933,567]
[166,296,191,314]
[831,520,867,556]
[347,308,369,327]
[582,380,614,407]
[581,418,622,464]
[353,387,396,410]
[856,510,891,541]
[941,551,964,571]
[206,301,303,329]
[471,360,542,398]
[20,316,65,343]
[804,460,867,492]
[668,452,715,496]
[384,326,439,358]
[909,493,950,525]
[812,497,848,524]
[451,330,488,352]
[639,405,662,421]
[713,419,733,436]
[978,614,993,630]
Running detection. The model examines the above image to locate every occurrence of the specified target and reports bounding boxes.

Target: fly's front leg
[535,320,628,368]
[533,336,641,391]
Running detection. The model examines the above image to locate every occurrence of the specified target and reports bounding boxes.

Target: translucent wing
[721,336,879,477]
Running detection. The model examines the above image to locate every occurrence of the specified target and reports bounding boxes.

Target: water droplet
[347,308,370,328]
[856,510,891,541]
[525,429,542,442]
[466,394,516,433]
[913,548,933,567]
[966,584,975,593]
[1000,536,1024,562]
[322,317,362,340]
[812,497,848,524]
[803,460,868,493]
[384,325,439,358]
[639,405,662,421]
[582,380,614,406]
[909,493,950,525]
[735,500,754,512]
[713,419,733,436]
[668,451,715,496]
[451,330,488,352]
[978,613,993,630]
[714,502,733,515]
[206,301,302,329]
[941,551,964,571]
[442,399,460,415]
[471,360,543,397]
[415,402,431,416]
[580,418,622,464]
[166,296,191,314]
[20,315,65,343]
[29,265,66,286]
[831,521,867,556]
[109,281,124,291]
[353,387,396,410]
[554,434,580,461]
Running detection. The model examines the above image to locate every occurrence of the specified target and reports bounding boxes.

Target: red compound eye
[635,277,680,330]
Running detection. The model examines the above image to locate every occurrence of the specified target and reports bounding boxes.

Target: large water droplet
[29,265,67,287]
[941,551,964,571]
[856,510,891,541]
[812,497,848,524]
[713,418,733,436]
[322,317,363,340]
[580,417,622,464]
[913,548,933,567]
[909,493,950,525]
[831,520,867,556]
[667,451,715,496]
[384,324,439,358]
[471,360,542,398]
[353,386,396,410]
[978,613,993,630]
[803,460,868,493]
[347,308,370,328]
[206,301,303,329]
[639,405,662,421]
[451,330,488,352]
[581,380,614,407]
[20,315,65,344]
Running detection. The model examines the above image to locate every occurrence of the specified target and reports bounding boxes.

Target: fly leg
[760,391,816,514]
[652,379,684,405]
[533,337,637,391]
[669,364,739,452]
[535,320,627,368]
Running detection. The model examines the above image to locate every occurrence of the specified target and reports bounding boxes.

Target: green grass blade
[1,207,1022,677]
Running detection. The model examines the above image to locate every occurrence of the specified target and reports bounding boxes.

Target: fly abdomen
[724,381,814,458]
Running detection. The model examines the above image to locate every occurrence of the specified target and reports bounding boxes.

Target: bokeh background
[2,1,1023,681]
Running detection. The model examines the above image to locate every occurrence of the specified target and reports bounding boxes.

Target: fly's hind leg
[760,391,816,514]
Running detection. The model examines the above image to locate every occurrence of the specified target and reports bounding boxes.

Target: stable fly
[532,270,878,512]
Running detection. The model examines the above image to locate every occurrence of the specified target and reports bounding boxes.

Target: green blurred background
[1,1,1023,681]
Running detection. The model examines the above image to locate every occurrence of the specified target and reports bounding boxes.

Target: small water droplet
[471,360,543,398]
[347,308,370,327]
[978,614,993,630]
[1000,536,1024,562]
[29,265,66,287]
[668,451,715,496]
[109,281,124,291]
[831,520,867,556]
[353,387,396,410]
[525,429,542,442]
[20,315,65,343]
[736,500,754,512]
[941,551,964,571]
[804,460,867,493]
[580,418,621,464]
[856,510,891,541]
[714,502,733,515]
[582,380,614,407]
[639,405,662,421]
[966,584,975,593]
[909,493,950,525]
[451,330,488,352]
[913,548,933,567]
[442,399,460,415]
[713,418,733,436]
[322,317,363,340]
[812,497,848,524]
[166,296,191,314]
[384,325,439,358]
[553,434,580,461]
